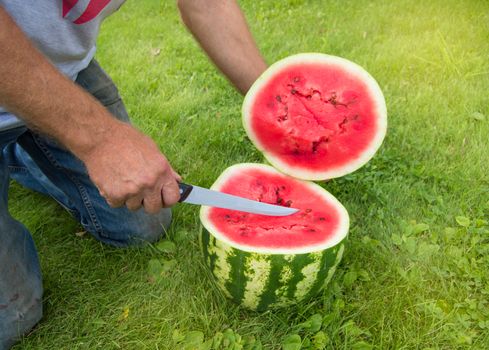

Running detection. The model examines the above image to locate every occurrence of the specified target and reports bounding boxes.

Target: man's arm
[177,0,267,95]
[0,7,181,213]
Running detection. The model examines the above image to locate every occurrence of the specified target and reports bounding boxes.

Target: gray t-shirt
[0,0,125,131]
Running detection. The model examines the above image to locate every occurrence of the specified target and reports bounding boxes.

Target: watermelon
[199,164,349,311]
[199,53,386,311]
[243,53,387,180]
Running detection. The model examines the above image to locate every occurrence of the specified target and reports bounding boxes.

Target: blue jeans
[0,61,171,349]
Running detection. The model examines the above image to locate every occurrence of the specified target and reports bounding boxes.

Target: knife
[178,183,299,216]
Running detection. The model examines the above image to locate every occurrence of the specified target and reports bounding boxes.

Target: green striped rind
[200,227,346,311]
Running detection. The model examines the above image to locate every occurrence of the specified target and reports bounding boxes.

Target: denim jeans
[0,60,171,349]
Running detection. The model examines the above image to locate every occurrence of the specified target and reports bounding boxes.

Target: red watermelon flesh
[205,164,349,254]
[243,54,387,180]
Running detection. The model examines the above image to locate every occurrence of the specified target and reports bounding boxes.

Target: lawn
[10,0,489,349]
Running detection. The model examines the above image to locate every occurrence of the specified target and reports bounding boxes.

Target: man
[0,0,267,348]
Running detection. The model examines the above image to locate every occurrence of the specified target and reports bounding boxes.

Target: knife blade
[178,183,299,216]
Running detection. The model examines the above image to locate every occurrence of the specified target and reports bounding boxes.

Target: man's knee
[95,208,172,247]
[129,208,172,245]
[0,216,43,349]
[0,289,42,349]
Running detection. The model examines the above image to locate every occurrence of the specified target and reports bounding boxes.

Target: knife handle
[178,183,193,202]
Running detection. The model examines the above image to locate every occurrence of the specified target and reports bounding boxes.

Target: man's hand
[81,122,181,213]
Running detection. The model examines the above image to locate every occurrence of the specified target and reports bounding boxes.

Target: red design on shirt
[62,0,79,17]
[62,0,111,24]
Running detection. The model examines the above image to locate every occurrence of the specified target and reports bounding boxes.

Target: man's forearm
[0,6,182,211]
[177,0,267,94]
[0,7,120,159]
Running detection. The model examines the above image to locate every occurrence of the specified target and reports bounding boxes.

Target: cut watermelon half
[200,163,348,310]
[199,53,386,311]
[243,53,387,180]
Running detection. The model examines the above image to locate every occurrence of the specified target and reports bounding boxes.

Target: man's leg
[0,127,43,350]
[4,60,171,246]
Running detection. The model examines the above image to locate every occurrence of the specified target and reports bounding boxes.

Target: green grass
[10,0,489,348]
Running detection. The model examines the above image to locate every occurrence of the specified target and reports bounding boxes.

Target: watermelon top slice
[200,163,349,255]
[243,53,387,180]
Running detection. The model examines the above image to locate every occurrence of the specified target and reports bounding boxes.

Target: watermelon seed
[328,92,348,108]
[305,209,312,213]
[319,217,326,221]
[285,200,293,207]
[276,95,282,102]
[328,92,337,104]
[312,137,329,153]
[312,141,319,153]
[338,117,349,133]
[293,76,300,83]
[291,88,297,95]
[281,224,305,230]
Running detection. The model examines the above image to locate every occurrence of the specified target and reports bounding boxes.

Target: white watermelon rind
[242,53,388,181]
[199,163,349,255]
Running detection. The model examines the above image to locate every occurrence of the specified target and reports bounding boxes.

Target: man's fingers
[125,195,144,211]
[142,189,164,214]
[104,192,125,208]
[171,169,182,183]
[161,179,181,208]
[87,131,183,213]
[106,199,124,208]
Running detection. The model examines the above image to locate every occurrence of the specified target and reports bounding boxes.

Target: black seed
[276,95,282,102]
[305,208,312,213]
[319,217,326,221]
[291,89,297,95]
[312,141,319,153]
[277,115,288,122]
[285,200,293,207]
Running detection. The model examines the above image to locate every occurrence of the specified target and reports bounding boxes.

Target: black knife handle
[178,183,193,202]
